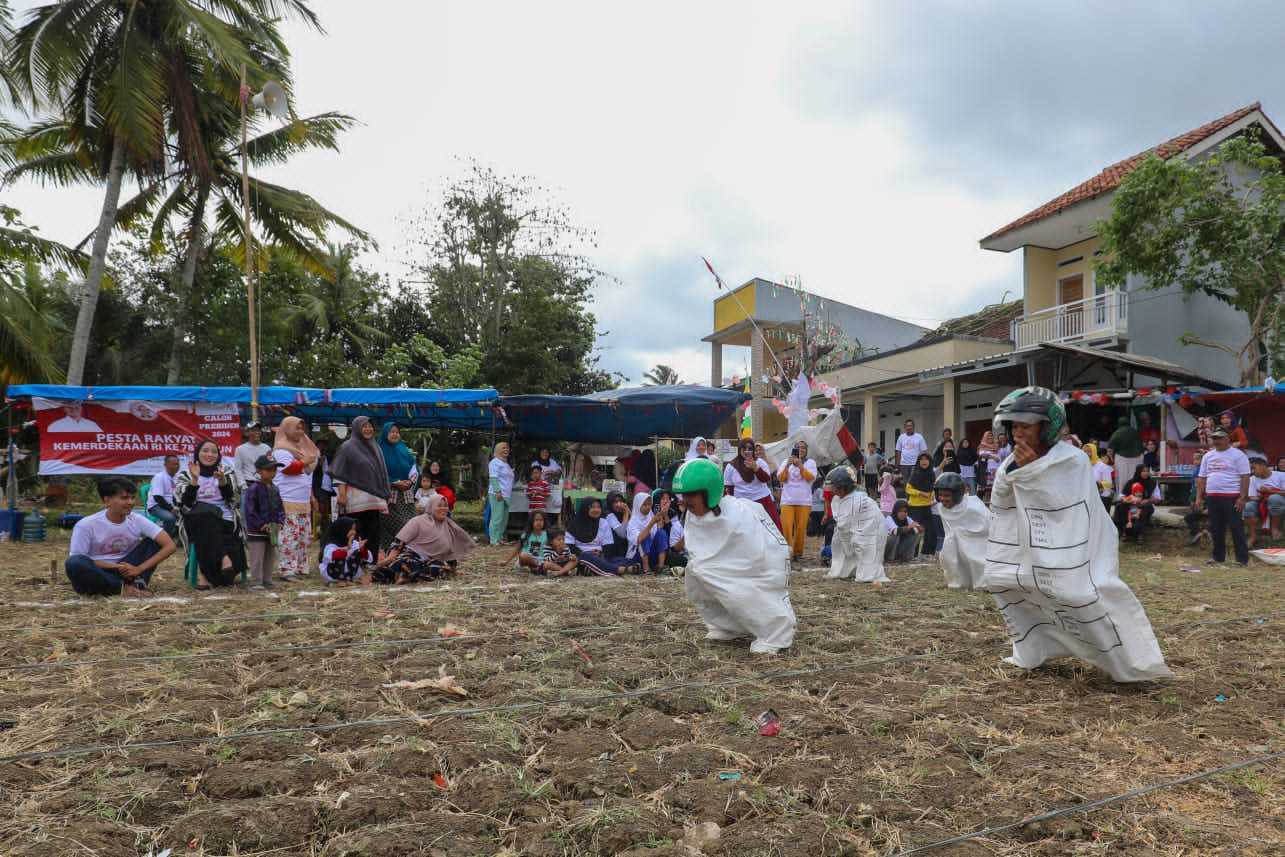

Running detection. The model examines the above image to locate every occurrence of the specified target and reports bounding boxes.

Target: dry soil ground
[0,528,1281,857]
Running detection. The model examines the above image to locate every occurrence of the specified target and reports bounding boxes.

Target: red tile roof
[983,102,1263,243]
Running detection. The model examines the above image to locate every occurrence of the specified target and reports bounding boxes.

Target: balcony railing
[1011,290,1128,350]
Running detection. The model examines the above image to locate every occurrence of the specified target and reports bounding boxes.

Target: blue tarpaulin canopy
[500,385,748,444]
[5,385,502,430]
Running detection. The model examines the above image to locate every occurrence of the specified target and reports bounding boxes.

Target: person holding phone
[777,441,817,561]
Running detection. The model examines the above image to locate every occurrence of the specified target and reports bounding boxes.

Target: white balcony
[1011,290,1128,351]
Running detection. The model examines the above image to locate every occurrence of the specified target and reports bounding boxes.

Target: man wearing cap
[1194,428,1251,566]
[233,421,271,486]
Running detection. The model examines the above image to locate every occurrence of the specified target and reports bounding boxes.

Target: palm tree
[3,0,321,385]
[0,204,84,382]
[643,363,682,386]
[284,243,387,357]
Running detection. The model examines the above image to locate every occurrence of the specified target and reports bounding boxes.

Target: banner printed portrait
[33,398,240,475]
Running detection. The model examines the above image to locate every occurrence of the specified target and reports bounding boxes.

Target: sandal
[195,583,211,591]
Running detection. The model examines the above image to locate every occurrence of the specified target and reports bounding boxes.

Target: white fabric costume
[938,494,989,590]
[981,441,1171,682]
[684,495,796,653]
[826,490,889,583]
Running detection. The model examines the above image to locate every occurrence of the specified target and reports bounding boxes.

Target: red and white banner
[33,398,240,476]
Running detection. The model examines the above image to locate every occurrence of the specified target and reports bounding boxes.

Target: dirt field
[0,528,1281,857]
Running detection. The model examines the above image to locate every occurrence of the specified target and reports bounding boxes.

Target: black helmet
[934,471,967,505]
[824,465,857,493]
[993,386,1066,447]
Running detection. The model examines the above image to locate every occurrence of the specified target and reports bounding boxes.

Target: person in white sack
[824,465,890,584]
[672,457,796,654]
[981,387,1171,683]
[934,471,989,591]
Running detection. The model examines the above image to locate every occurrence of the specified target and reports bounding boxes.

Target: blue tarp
[5,385,502,430]
[500,385,749,444]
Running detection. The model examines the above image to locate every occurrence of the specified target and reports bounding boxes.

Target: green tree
[3,0,321,385]
[0,203,84,382]
[408,162,617,395]
[1096,133,1285,386]
[643,364,682,385]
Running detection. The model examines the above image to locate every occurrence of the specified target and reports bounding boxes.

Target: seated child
[627,491,670,573]
[823,466,889,584]
[982,386,1170,682]
[672,458,795,655]
[541,529,579,577]
[934,472,988,590]
[884,499,922,563]
[508,511,550,572]
[319,516,373,586]
[654,490,688,567]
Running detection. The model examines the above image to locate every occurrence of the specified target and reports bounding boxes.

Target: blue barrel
[21,509,46,543]
[0,510,24,540]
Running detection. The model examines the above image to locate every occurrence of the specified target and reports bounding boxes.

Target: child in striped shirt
[541,530,578,577]
[525,465,551,513]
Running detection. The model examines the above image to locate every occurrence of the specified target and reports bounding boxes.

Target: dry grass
[0,529,1281,857]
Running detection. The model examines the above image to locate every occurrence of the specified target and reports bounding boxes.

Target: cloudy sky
[7,1,1285,386]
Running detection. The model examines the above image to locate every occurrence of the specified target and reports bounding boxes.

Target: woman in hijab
[602,491,631,558]
[976,430,1000,497]
[956,436,979,494]
[270,416,320,580]
[884,499,922,563]
[1112,463,1160,543]
[377,494,474,583]
[722,437,783,531]
[905,453,938,556]
[563,496,635,576]
[1219,410,1249,449]
[625,491,670,573]
[686,437,714,461]
[377,422,419,550]
[629,449,657,497]
[332,416,391,551]
[174,438,247,589]
[532,448,563,482]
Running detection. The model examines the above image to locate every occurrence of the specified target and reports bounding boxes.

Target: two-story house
[981,102,1282,386]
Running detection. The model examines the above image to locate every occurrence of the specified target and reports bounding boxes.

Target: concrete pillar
[862,392,878,449]
[710,342,723,387]
[943,378,962,439]
[750,326,766,437]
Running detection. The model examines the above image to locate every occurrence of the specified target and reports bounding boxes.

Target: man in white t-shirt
[1195,428,1251,566]
[1244,457,1285,546]
[146,453,181,537]
[67,477,177,597]
[233,421,271,486]
[895,419,928,484]
[47,401,103,433]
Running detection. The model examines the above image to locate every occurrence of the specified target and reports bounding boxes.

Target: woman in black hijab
[906,453,938,556]
[562,496,634,576]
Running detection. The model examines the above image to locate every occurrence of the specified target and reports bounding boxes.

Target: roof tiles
[983,102,1262,243]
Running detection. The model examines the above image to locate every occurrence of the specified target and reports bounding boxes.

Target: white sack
[826,490,889,583]
[684,495,796,652]
[763,406,851,467]
[938,495,990,590]
[1250,547,1285,566]
[980,441,1171,682]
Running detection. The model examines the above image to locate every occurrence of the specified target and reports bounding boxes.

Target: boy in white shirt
[147,454,181,537]
[67,477,177,597]
[1244,457,1285,546]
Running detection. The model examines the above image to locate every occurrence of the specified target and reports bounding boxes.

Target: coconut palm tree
[3,0,321,385]
[643,363,682,386]
[0,203,84,382]
[284,243,388,357]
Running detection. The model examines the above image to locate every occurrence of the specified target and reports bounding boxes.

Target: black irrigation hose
[1,610,319,632]
[0,646,973,763]
[8,606,1275,673]
[886,750,1285,856]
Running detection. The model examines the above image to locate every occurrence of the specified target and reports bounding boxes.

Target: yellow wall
[1023,236,1100,313]
[713,282,756,334]
[819,337,1012,395]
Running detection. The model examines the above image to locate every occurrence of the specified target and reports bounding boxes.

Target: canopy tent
[500,385,749,444]
[5,385,502,430]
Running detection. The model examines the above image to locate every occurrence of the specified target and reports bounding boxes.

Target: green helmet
[672,458,723,509]
[994,386,1066,448]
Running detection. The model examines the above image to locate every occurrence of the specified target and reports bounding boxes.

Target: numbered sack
[938,494,989,590]
[980,441,1171,682]
[826,490,889,583]
[684,495,796,653]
